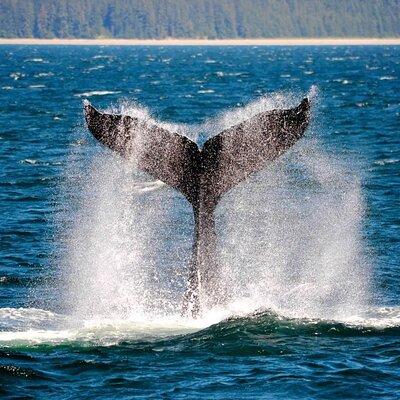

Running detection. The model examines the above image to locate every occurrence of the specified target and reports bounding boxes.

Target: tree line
[1,0,399,38]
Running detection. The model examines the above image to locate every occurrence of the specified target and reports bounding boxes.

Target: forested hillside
[1,0,399,39]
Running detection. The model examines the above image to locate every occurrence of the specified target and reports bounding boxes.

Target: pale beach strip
[0,38,400,46]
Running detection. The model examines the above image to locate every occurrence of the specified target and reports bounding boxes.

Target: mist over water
[59,90,371,324]
[218,140,369,319]
[61,151,190,320]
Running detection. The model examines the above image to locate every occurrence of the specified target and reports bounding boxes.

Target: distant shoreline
[0,38,400,46]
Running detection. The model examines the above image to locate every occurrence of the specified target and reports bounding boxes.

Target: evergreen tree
[0,0,399,39]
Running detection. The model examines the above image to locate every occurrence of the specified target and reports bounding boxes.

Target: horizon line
[1,37,400,46]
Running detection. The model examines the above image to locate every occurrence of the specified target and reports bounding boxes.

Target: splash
[60,154,191,320]
[1,305,399,348]
[58,90,370,326]
[58,99,195,321]
[216,89,370,320]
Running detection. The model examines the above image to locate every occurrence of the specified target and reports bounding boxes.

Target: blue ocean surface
[0,45,399,399]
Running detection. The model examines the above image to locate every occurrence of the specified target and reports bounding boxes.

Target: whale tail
[84,97,311,316]
[84,98,310,206]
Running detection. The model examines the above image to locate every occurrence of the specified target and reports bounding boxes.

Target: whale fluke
[84,97,311,317]
[200,98,310,204]
[84,103,200,204]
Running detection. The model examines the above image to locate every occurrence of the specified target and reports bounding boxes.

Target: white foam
[21,158,38,164]
[93,55,112,60]
[0,304,398,347]
[34,72,54,78]
[86,65,105,72]
[374,158,399,166]
[0,307,206,346]
[75,90,121,98]
[24,58,47,63]
[10,72,24,80]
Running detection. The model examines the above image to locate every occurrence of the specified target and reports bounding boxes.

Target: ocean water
[0,45,399,399]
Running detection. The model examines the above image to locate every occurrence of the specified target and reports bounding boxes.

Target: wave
[374,158,400,166]
[92,55,113,60]
[34,72,54,78]
[74,91,121,98]
[24,58,48,63]
[19,158,61,166]
[0,306,399,349]
[87,65,105,71]
[379,76,396,80]
[215,71,245,77]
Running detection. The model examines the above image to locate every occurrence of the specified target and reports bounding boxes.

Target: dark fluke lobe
[84,97,310,317]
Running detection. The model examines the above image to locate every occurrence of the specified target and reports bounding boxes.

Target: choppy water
[0,45,399,399]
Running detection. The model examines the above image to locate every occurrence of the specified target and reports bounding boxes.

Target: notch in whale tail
[84,96,311,316]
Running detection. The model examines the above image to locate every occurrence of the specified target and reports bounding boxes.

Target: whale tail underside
[84,97,311,316]
[84,98,310,207]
